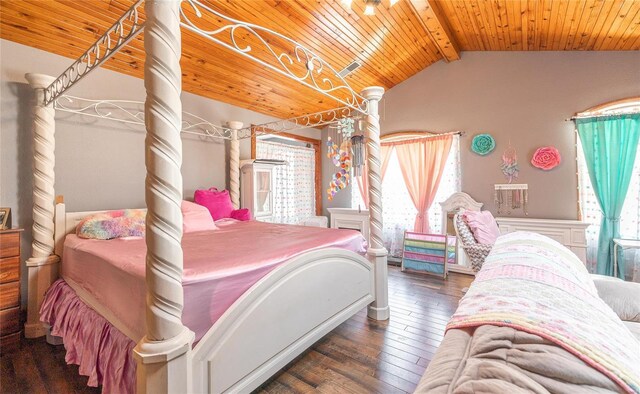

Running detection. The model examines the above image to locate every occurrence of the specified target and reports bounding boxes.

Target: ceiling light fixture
[343,0,398,16]
[365,0,382,15]
[364,3,377,15]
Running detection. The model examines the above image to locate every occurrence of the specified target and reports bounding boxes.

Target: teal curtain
[577,114,640,278]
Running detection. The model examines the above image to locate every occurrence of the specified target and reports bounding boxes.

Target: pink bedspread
[60,220,366,343]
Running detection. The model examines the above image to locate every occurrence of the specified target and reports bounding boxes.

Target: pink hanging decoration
[501,145,519,183]
[326,137,352,201]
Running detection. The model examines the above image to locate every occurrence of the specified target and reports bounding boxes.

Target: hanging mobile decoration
[351,135,365,177]
[500,142,519,183]
[326,117,358,201]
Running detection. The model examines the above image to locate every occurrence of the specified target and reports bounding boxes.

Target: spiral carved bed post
[361,86,390,321]
[133,1,194,393]
[23,73,61,338]
[227,121,243,209]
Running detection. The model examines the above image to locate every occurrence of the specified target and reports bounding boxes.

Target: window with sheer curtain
[352,136,461,257]
[256,140,316,224]
[578,137,640,281]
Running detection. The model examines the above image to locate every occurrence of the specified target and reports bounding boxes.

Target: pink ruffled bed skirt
[40,279,136,394]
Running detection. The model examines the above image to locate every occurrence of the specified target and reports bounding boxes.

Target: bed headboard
[54,203,112,258]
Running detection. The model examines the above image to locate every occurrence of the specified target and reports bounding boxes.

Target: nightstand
[0,228,23,353]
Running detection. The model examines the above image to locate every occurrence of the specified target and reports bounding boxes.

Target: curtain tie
[604,217,620,222]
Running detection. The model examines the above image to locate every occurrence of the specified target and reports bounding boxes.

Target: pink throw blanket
[448,232,640,393]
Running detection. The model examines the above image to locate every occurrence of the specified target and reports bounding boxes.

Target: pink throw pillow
[230,208,251,221]
[182,201,217,233]
[194,189,234,220]
[462,210,500,244]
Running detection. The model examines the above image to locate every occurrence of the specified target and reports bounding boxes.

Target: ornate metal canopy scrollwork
[42,0,146,106]
[239,107,361,139]
[54,95,233,140]
[180,0,368,115]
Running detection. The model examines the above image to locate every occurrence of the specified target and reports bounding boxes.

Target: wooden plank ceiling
[1,1,638,121]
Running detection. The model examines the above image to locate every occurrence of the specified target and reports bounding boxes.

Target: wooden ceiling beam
[408,0,460,62]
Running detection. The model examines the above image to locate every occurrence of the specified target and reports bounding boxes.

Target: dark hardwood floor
[0,266,473,394]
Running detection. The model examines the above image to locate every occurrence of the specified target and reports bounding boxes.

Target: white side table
[613,238,640,278]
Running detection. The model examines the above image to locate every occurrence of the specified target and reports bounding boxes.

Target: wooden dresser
[495,218,589,264]
[0,228,23,353]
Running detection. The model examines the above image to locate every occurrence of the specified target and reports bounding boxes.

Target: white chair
[440,192,483,273]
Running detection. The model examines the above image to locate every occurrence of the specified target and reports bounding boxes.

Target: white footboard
[189,248,374,393]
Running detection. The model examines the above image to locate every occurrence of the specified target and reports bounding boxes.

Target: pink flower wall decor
[531,146,561,170]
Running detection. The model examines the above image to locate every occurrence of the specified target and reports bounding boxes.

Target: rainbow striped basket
[401,231,457,279]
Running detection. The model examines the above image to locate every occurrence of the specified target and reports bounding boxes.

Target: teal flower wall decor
[471,133,496,155]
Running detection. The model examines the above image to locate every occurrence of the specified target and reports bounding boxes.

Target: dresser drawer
[0,282,20,309]
[0,257,19,284]
[0,232,20,258]
[0,331,20,354]
[0,306,20,334]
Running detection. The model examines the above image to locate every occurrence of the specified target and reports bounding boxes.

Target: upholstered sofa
[415,232,640,393]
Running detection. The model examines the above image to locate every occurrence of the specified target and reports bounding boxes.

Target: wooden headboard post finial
[23,73,61,339]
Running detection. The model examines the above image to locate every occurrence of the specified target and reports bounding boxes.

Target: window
[576,98,640,281]
[352,135,461,257]
[578,137,640,280]
[256,139,316,224]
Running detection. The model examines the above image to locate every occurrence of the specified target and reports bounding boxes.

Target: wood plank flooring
[0,266,473,394]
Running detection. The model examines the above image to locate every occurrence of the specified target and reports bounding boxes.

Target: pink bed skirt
[40,279,136,394]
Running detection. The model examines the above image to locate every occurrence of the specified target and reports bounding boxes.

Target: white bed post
[23,73,61,338]
[361,86,389,321]
[133,1,194,393]
[227,121,243,209]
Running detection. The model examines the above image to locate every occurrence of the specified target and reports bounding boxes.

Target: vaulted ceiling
[1,0,639,120]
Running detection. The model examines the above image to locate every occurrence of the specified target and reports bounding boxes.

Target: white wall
[0,39,319,308]
[380,51,640,219]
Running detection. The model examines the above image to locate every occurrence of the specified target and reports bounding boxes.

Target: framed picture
[0,208,11,230]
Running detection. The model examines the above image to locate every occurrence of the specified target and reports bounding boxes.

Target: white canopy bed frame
[23,1,389,392]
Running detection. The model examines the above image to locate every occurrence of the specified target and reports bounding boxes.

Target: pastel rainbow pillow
[76,209,146,240]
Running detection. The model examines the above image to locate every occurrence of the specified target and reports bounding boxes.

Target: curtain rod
[565,110,640,122]
[381,130,465,143]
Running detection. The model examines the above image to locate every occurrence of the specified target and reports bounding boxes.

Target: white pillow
[182,200,217,233]
[593,276,640,323]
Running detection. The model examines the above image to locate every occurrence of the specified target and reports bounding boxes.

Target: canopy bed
[23,1,389,392]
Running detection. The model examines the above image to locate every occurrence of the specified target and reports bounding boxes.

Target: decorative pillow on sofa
[77,209,146,240]
[592,275,640,323]
[462,210,501,244]
[194,188,234,220]
[182,201,217,232]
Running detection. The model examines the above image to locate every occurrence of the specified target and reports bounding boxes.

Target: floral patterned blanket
[448,231,640,393]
